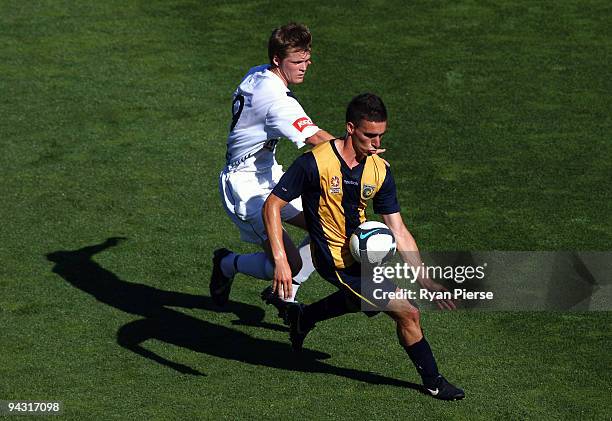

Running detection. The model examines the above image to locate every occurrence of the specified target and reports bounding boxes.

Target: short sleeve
[266,95,320,148]
[373,168,401,215]
[272,153,315,202]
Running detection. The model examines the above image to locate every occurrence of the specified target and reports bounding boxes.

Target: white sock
[292,236,315,284]
[281,282,300,303]
[234,252,274,280]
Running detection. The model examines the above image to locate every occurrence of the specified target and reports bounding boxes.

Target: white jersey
[225,64,320,170]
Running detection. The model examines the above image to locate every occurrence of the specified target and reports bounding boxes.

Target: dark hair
[346,93,387,125]
[268,23,312,64]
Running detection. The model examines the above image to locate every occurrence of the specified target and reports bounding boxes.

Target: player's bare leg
[211,210,314,326]
[260,211,315,315]
[384,293,464,400]
[259,231,306,321]
[384,294,423,346]
[282,212,317,299]
[262,230,302,280]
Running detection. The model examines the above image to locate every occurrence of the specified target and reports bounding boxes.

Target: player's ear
[272,54,281,67]
[346,121,355,135]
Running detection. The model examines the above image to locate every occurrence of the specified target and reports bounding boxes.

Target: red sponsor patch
[292,117,315,132]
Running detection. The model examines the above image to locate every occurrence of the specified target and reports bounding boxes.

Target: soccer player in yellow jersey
[263,93,464,401]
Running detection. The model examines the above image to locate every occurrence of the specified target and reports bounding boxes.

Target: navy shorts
[317,263,398,314]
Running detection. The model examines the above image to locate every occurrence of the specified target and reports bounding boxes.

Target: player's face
[347,119,387,159]
[273,49,312,86]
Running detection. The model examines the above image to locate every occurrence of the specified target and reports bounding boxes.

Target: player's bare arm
[306,130,388,165]
[305,129,335,146]
[263,193,293,300]
[382,212,456,310]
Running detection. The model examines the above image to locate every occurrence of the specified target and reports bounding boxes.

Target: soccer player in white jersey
[210,23,334,316]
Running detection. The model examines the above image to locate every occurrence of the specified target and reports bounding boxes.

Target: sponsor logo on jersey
[292,117,315,132]
[362,184,376,200]
[330,175,341,194]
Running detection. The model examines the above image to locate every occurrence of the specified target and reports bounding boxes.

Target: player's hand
[371,148,389,166]
[420,279,456,311]
[272,259,293,301]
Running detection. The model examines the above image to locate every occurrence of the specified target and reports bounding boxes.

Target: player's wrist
[272,252,288,265]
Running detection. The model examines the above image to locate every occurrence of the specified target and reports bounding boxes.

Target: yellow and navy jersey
[272,140,400,270]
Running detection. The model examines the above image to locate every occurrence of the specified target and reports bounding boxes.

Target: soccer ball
[349,221,396,265]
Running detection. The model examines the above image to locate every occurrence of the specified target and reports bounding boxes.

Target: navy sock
[302,290,355,327]
[404,337,440,387]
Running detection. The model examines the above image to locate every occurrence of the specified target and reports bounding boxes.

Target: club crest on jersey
[361,184,376,200]
[330,175,341,194]
[292,117,315,132]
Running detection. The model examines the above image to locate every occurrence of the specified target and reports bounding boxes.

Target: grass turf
[1,0,611,419]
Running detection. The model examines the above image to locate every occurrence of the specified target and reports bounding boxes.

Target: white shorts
[219,163,302,244]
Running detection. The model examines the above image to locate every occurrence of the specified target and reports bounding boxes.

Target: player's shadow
[46,238,421,389]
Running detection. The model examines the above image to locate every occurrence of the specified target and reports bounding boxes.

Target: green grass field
[1,1,611,419]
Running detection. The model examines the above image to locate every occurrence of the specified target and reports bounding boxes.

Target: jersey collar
[330,139,366,173]
[265,66,290,92]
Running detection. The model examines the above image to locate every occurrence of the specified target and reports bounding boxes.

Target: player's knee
[396,306,421,331]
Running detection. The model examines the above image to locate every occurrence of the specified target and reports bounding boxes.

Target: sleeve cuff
[272,186,294,203]
[375,205,401,215]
